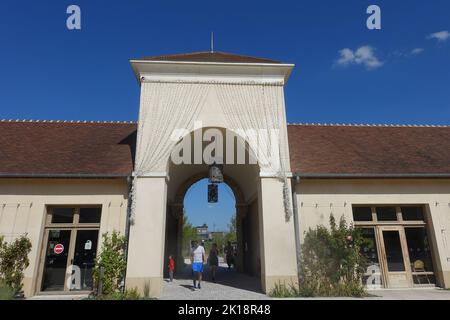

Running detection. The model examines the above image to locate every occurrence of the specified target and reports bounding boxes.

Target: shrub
[92,231,127,295]
[86,287,153,300]
[269,214,368,298]
[0,235,32,295]
[0,281,16,300]
[298,214,368,297]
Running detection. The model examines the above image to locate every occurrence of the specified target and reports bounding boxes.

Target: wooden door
[377,226,413,288]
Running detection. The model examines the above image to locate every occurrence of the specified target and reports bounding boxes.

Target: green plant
[297,214,368,297]
[270,215,368,298]
[0,281,16,300]
[94,288,146,300]
[92,231,127,295]
[0,235,32,294]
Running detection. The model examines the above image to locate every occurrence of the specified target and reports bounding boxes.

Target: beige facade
[0,178,129,297]
[295,178,450,288]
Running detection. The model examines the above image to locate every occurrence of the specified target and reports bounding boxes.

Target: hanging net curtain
[215,83,292,220]
[130,80,292,223]
[130,82,211,223]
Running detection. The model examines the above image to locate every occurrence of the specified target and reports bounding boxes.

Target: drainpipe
[122,175,133,292]
[291,175,302,285]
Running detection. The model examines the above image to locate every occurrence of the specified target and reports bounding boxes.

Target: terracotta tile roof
[1,121,449,178]
[138,51,282,64]
[0,120,136,177]
[287,124,450,178]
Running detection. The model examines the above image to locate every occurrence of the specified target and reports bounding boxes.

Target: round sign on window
[54,243,64,254]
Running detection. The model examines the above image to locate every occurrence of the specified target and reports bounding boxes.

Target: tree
[224,214,237,243]
[181,215,198,257]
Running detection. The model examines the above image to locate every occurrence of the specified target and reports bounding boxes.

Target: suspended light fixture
[208,162,224,184]
[208,162,223,203]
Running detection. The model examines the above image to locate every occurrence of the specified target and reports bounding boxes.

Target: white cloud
[336,45,383,70]
[427,30,450,42]
[410,48,424,55]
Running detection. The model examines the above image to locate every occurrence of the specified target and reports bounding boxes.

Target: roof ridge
[0,119,137,124]
[287,122,450,128]
[139,51,282,64]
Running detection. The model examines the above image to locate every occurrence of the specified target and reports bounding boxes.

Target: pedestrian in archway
[168,254,175,282]
[190,240,206,290]
[208,243,219,282]
[225,241,234,269]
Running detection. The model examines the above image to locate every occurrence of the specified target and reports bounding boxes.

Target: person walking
[225,241,234,269]
[168,254,175,282]
[190,240,206,290]
[208,243,219,282]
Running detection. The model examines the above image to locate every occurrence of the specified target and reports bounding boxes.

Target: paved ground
[160,262,268,300]
[28,294,88,300]
[27,261,450,300]
[161,261,450,300]
[366,288,450,300]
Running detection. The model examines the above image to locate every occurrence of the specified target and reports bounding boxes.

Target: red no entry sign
[54,244,64,254]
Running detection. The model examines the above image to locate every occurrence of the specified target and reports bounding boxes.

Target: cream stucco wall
[294,178,450,288]
[0,178,129,297]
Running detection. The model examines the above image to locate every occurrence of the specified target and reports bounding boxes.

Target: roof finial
[210,31,214,53]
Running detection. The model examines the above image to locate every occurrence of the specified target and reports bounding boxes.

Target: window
[376,207,398,221]
[51,208,75,223]
[402,206,424,221]
[79,207,102,224]
[352,206,373,222]
[48,206,102,225]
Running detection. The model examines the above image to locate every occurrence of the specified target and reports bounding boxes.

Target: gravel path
[160,262,269,300]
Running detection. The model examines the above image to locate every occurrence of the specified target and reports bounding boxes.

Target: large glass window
[405,227,435,285]
[40,206,101,292]
[360,228,383,287]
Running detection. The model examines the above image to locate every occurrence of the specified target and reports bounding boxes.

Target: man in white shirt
[190,240,206,289]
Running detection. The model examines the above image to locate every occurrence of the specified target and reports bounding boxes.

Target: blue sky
[0,1,449,229]
[184,179,236,232]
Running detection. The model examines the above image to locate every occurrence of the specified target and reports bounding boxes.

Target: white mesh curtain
[130,81,292,223]
[215,83,293,220]
[130,81,210,223]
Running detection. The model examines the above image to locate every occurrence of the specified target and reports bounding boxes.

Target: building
[195,224,210,241]
[0,51,449,297]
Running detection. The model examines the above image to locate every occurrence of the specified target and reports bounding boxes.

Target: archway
[162,127,263,293]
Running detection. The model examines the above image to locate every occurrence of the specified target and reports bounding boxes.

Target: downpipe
[121,175,133,293]
[291,175,302,285]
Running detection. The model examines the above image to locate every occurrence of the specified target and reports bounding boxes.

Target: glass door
[71,230,99,291]
[41,230,72,291]
[38,206,101,293]
[378,227,412,288]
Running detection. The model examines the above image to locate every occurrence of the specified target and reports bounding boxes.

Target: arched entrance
[125,55,298,298]
[164,171,261,280]
[163,125,262,280]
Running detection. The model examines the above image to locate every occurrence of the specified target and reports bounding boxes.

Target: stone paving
[160,262,268,300]
[161,262,450,300]
[27,262,450,300]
